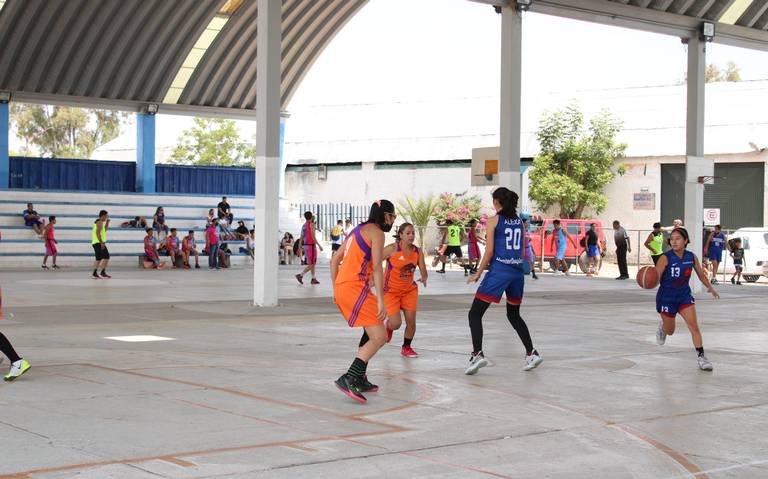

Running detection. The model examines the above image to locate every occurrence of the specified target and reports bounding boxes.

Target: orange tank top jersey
[335,224,381,327]
[384,242,419,292]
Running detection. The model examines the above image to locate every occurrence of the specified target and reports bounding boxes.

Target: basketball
[636,265,659,289]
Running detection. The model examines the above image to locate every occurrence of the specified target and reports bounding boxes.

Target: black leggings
[468,299,534,355]
[0,332,21,363]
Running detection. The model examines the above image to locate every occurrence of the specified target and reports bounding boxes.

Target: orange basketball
[636,266,659,289]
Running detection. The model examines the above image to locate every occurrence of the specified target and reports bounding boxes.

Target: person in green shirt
[644,222,664,265]
[91,210,111,279]
[437,219,464,274]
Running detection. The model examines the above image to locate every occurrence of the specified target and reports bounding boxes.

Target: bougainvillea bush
[432,192,484,227]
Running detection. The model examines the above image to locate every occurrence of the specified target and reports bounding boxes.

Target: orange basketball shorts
[385,284,418,316]
[335,281,382,328]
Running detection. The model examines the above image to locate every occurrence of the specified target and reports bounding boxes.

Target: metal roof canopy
[1,0,768,118]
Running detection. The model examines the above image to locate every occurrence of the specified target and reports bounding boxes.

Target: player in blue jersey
[464,187,542,375]
[704,224,725,284]
[654,227,719,371]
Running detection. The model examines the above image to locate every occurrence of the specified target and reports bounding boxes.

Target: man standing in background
[612,220,630,280]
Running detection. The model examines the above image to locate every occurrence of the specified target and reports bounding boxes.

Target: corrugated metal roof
[0,0,367,114]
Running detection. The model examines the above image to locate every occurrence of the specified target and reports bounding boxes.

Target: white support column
[684,34,709,293]
[499,5,523,194]
[254,0,281,307]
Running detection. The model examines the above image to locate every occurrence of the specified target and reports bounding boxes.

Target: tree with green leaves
[169,117,255,166]
[706,61,741,83]
[11,104,127,158]
[396,194,436,251]
[528,103,627,219]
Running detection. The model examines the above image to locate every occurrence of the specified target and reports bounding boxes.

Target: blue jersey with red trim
[659,249,695,293]
[492,214,525,270]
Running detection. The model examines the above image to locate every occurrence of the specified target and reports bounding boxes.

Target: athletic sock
[347,357,367,379]
[93,269,98,275]
[696,347,705,357]
[403,337,413,347]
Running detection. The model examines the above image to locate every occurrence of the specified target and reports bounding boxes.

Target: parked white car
[720,228,768,282]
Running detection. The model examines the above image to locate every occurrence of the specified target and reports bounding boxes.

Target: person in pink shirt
[205,219,220,270]
[41,216,59,270]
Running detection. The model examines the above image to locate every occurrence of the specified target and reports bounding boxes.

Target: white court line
[104,335,176,342]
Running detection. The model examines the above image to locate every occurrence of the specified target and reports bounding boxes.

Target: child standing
[730,239,745,285]
[296,211,323,285]
[467,219,485,275]
[382,223,428,358]
[332,200,396,403]
[42,215,59,270]
[655,227,719,371]
[521,216,538,280]
[465,188,542,375]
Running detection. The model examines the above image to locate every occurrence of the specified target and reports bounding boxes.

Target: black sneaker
[92,272,101,280]
[731,277,735,284]
[334,374,366,403]
[100,272,112,279]
[358,375,379,393]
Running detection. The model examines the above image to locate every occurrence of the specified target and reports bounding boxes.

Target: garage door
[660,163,764,230]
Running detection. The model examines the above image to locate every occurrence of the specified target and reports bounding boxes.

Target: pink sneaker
[401,346,419,358]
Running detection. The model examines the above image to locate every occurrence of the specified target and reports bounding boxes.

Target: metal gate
[661,162,764,229]
[293,203,368,242]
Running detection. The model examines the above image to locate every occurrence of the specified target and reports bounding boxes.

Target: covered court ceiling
[1,0,768,117]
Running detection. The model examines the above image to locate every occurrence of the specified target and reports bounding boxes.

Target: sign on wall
[704,208,721,226]
[633,192,655,210]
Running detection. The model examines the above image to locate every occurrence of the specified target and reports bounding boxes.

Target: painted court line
[104,335,176,342]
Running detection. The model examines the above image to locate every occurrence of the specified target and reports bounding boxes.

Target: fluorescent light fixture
[105,335,176,342]
[0,91,10,103]
[517,0,532,11]
[162,1,244,104]
[718,0,754,25]
[702,22,715,41]
[146,103,159,114]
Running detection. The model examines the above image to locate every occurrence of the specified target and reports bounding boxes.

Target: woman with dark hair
[331,199,397,404]
[465,187,542,375]
[654,227,719,371]
[381,222,428,358]
[153,207,169,239]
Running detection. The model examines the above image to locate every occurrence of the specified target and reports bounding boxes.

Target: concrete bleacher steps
[0,190,316,268]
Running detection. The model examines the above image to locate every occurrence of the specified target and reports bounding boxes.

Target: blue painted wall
[9,157,256,195]
[155,164,254,195]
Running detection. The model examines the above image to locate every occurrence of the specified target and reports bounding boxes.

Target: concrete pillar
[279,111,290,198]
[0,101,9,189]
[254,0,281,307]
[499,5,523,194]
[684,35,709,292]
[136,113,156,193]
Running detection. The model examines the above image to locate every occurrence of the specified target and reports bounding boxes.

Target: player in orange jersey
[331,200,396,404]
[382,223,427,357]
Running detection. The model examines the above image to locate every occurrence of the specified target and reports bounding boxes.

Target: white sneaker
[464,352,489,375]
[697,355,713,371]
[524,351,543,371]
[4,358,30,381]
[656,322,667,346]
[554,271,563,276]
[564,270,571,276]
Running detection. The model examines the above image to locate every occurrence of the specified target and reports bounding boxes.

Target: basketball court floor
[1,266,767,478]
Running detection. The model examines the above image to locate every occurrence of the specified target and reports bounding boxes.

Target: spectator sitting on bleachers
[22,203,45,236]
[240,229,255,259]
[167,228,182,269]
[217,218,236,241]
[143,228,162,269]
[235,220,249,240]
[218,242,231,268]
[206,209,216,227]
[182,230,200,269]
[218,196,234,225]
[153,207,169,238]
[121,216,148,228]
